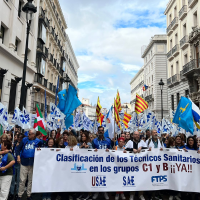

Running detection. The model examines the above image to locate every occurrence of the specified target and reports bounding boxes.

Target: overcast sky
[60,0,168,109]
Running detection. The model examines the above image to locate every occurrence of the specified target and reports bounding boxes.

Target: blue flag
[173,96,194,134]
[44,90,47,120]
[55,76,60,106]
[58,85,82,129]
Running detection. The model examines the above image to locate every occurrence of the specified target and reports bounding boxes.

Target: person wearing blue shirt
[63,132,68,147]
[9,133,24,200]
[92,126,111,150]
[174,135,185,149]
[184,136,197,151]
[92,126,110,200]
[16,129,42,200]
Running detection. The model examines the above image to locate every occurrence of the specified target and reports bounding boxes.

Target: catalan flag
[135,94,148,114]
[99,113,104,126]
[116,90,122,112]
[114,98,122,130]
[96,97,102,124]
[123,112,131,129]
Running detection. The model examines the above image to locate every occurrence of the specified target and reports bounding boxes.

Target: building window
[0,25,5,44]
[8,79,17,114]
[185,89,189,97]
[170,39,173,49]
[193,11,197,27]
[171,65,173,77]
[176,61,179,74]
[183,23,186,36]
[171,95,174,111]
[175,34,178,45]
[177,93,180,106]
[18,0,22,18]
[15,39,18,52]
[184,54,188,64]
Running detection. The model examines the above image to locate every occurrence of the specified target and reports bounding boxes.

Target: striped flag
[135,94,148,114]
[116,90,122,112]
[114,98,122,130]
[123,112,131,129]
[96,97,102,124]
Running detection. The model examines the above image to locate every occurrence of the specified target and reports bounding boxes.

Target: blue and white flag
[0,103,6,126]
[19,107,32,129]
[106,106,114,139]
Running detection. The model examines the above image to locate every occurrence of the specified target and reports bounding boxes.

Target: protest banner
[32,149,200,193]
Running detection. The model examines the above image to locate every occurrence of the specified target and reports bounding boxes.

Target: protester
[65,135,79,150]
[92,126,111,150]
[16,129,43,200]
[9,133,24,200]
[89,133,96,142]
[184,136,197,151]
[79,131,92,149]
[63,131,68,147]
[125,131,146,200]
[50,130,56,140]
[42,138,55,200]
[115,137,126,200]
[145,129,151,140]
[56,137,64,148]
[125,132,131,144]
[146,130,163,150]
[166,137,175,148]
[174,135,185,149]
[0,140,15,200]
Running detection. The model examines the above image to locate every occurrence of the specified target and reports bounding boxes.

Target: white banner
[32,149,200,193]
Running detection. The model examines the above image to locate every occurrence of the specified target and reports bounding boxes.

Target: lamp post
[159,79,164,121]
[64,75,71,91]
[19,0,37,110]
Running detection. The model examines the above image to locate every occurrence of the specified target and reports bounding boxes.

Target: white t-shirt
[65,145,79,149]
[125,140,147,149]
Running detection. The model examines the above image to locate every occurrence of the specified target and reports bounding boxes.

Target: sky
[60,0,168,109]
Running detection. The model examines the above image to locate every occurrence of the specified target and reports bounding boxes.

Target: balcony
[188,0,198,8]
[172,44,179,57]
[50,26,55,37]
[167,50,174,61]
[166,24,173,36]
[145,94,154,102]
[179,5,187,20]
[171,17,178,30]
[167,77,172,85]
[48,82,53,91]
[180,35,189,50]
[34,74,42,84]
[51,1,56,12]
[182,59,198,76]
[39,7,45,19]
[172,74,180,84]
[180,70,187,80]
[45,17,50,28]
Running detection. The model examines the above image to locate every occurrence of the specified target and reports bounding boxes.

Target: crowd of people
[0,126,199,200]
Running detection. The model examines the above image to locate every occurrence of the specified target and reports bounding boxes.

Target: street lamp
[125,105,128,113]
[19,0,37,110]
[159,79,164,121]
[64,75,71,90]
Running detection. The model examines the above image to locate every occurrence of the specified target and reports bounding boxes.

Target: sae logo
[151,175,167,183]
[71,163,87,172]
[92,176,106,187]
[123,176,135,187]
